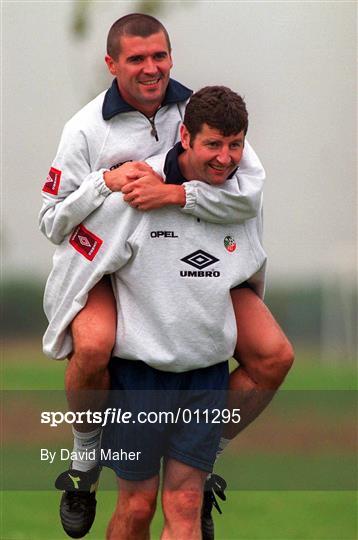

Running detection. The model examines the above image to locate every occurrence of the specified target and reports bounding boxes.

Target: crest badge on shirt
[70,224,103,261]
[42,167,62,195]
[224,236,236,252]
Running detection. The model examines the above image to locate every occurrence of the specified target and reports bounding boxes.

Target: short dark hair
[107,13,171,59]
[183,86,249,143]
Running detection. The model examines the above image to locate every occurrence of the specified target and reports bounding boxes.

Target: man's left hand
[122,174,186,210]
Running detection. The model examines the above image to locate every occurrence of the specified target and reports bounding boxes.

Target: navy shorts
[100,358,229,481]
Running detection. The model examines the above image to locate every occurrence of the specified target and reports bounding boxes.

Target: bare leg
[65,277,116,432]
[107,476,159,540]
[225,287,294,439]
[161,459,207,540]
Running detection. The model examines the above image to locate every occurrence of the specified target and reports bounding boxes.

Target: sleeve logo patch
[42,167,62,195]
[70,224,103,261]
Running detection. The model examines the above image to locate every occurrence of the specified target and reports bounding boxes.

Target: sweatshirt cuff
[94,170,112,197]
[182,183,197,212]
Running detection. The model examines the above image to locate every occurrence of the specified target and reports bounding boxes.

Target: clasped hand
[104,161,172,211]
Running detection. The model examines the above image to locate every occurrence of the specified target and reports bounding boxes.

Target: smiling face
[179,123,245,185]
[105,31,173,117]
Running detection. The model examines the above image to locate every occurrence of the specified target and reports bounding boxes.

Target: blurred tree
[71,0,90,37]
[71,0,172,38]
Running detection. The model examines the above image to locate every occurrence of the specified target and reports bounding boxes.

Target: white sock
[216,436,230,460]
[207,437,232,481]
[71,427,102,472]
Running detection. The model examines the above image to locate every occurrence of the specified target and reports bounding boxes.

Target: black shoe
[55,465,101,538]
[201,474,227,540]
[59,491,97,539]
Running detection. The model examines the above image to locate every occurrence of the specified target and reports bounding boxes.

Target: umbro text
[180,270,220,277]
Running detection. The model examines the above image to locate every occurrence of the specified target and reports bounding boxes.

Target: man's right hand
[103,161,154,192]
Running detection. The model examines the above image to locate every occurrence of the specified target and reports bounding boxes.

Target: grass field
[2,490,356,540]
[1,341,357,539]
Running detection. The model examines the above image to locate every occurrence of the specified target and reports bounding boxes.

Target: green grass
[2,341,357,391]
[279,350,357,390]
[2,448,356,492]
[1,491,356,540]
[1,341,357,539]
[1,343,65,390]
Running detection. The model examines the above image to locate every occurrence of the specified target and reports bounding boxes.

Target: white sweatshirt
[43,147,266,371]
[39,79,265,244]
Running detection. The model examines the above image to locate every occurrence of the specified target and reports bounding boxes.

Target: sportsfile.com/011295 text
[40,408,241,427]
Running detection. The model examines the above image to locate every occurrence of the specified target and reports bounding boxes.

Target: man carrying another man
[45,85,266,540]
[40,13,293,539]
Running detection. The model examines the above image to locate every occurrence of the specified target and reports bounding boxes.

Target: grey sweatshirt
[39,79,265,244]
[43,147,266,371]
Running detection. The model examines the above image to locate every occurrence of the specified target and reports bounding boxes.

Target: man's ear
[105,55,117,76]
[180,124,191,150]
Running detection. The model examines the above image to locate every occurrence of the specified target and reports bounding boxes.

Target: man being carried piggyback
[40,13,293,540]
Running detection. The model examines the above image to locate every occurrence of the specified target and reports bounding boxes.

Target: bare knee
[70,280,116,375]
[121,492,157,527]
[251,337,295,388]
[268,337,294,382]
[70,313,116,376]
[163,489,202,525]
[72,333,114,371]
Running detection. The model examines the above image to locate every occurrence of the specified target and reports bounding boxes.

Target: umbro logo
[181,250,219,270]
[42,167,61,195]
[78,235,91,248]
[180,250,220,278]
[70,224,103,261]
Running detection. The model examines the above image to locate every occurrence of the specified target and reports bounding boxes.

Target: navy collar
[164,142,239,185]
[164,142,187,185]
[102,78,192,120]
